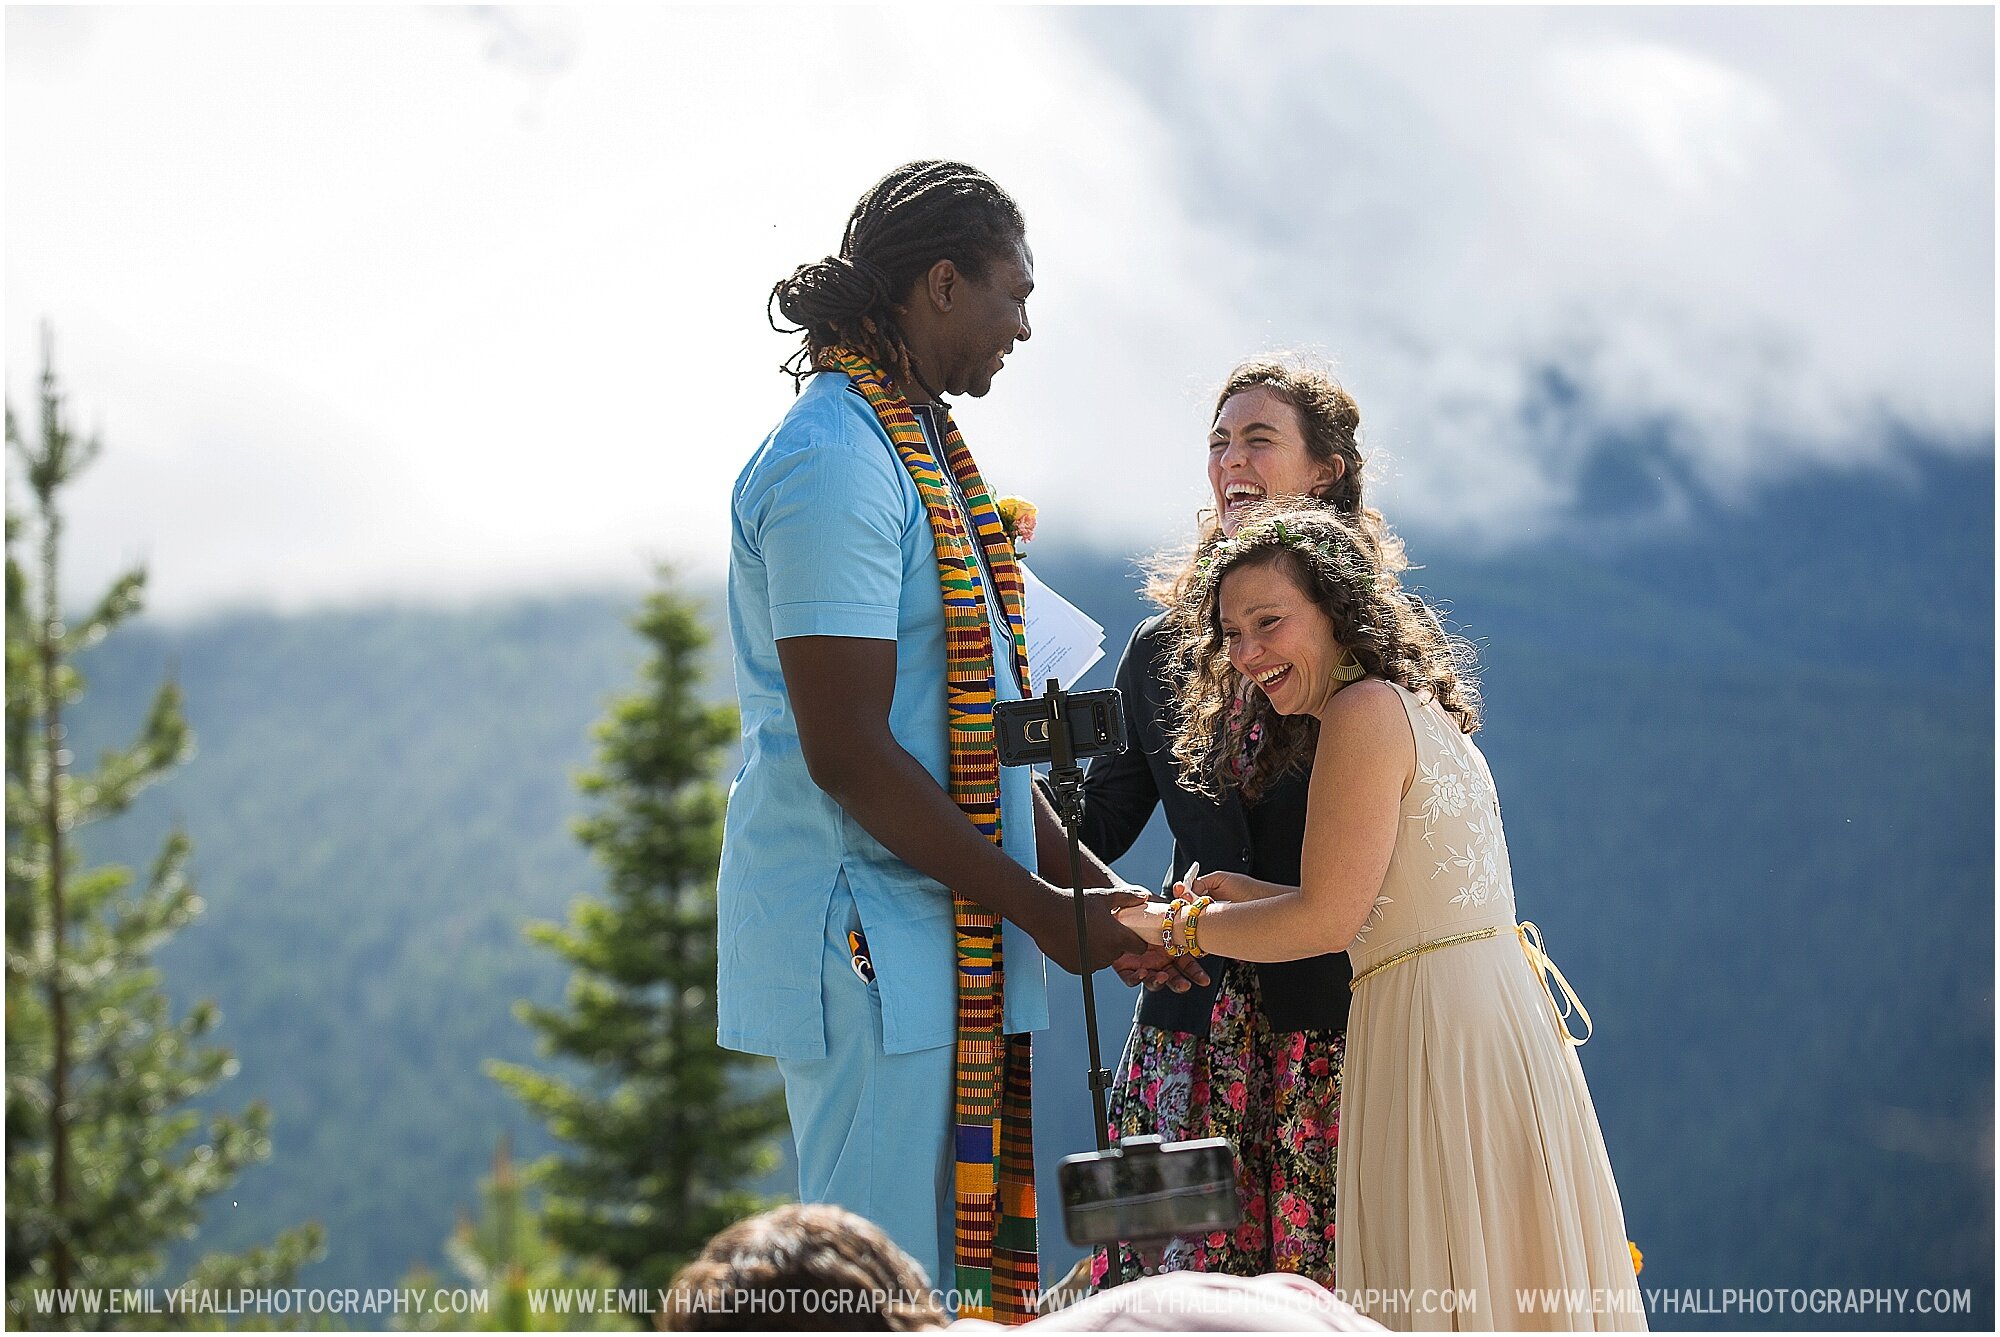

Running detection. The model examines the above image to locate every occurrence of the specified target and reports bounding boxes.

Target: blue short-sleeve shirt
[717,370,1049,1059]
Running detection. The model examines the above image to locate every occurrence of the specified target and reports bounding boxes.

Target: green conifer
[489,574,787,1292]
[5,332,324,1328]
[396,1136,630,1332]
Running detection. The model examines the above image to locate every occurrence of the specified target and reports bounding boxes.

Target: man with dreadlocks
[717,161,1191,1324]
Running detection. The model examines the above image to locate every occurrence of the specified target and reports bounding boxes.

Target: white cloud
[5,5,1990,614]
[1055,6,1994,536]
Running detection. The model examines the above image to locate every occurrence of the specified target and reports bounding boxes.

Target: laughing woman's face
[1220,559,1348,719]
[1208,386,1339,537]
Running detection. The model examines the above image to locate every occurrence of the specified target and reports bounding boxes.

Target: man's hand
[1112,947,1212,993]
[1031,885,1152,975]
[1107,898,1213,992]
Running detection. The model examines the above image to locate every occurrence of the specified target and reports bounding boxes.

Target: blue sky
[7,5,1992,614]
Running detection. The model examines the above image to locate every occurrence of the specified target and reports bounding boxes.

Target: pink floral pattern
[1088,960,1345,1289]
[1224,691,1265,785]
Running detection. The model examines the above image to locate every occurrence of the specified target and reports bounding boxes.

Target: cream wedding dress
[1331,683,1646,1331]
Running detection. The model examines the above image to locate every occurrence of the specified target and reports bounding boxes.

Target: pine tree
[395,1137,630,1333]
[489,574,787,1293]
[5,332,324,1328]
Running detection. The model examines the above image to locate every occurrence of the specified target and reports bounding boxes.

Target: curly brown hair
[1169,502,1481,802]
[660,1203,944,1330]
[1144,355,1403,610]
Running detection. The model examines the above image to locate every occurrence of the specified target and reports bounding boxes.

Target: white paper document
[1018,563,1105,692]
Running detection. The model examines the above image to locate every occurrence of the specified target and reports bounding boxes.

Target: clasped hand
[1110,870,1284,986]
[1035,884,1211,993]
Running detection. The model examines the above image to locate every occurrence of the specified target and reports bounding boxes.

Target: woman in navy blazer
[1081,357,1405,1287]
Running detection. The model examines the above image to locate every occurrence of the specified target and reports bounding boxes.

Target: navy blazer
[1081,613,1352,1037]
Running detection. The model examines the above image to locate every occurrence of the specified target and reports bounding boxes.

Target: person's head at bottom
[660,1203,945,1331]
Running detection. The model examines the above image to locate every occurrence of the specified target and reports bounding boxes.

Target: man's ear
[922,258,959,313]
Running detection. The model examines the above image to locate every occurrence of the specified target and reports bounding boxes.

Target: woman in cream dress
[1116,503,1644,1332]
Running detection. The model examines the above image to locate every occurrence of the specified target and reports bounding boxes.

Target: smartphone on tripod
[994,687,1125,768]
[1058,1135,1241,1249]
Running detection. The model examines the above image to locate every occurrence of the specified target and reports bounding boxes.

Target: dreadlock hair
[1144,354,1403,610]
[769,161,1026,394]
[1168,500,1481,803]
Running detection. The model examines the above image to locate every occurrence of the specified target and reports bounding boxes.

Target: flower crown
[1194,517,1379,594]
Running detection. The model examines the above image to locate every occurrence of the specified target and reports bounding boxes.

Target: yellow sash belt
[1349,920,1592,1047]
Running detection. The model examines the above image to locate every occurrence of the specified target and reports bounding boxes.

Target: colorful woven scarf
[817,346,1040,1323]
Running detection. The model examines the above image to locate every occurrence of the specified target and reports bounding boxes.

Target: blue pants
[776,882,955,1292]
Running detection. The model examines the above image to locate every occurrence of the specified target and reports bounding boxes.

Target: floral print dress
[1087,966,1346,1288]
[1089,703,1347,1289]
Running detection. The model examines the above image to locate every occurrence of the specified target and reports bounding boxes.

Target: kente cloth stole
[817,346,1040,1323]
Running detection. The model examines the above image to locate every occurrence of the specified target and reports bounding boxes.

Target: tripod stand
[1028,681,1239,1291]
[1037,680,1117,1156]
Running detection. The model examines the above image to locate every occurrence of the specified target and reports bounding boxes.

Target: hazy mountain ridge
[64,449,1992,1328]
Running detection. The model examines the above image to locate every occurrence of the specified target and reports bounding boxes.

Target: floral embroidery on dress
[1406,692,1504,907]
[1435,814,1504,907]
[1416,755,1470,827]
[1350,893,1393,944]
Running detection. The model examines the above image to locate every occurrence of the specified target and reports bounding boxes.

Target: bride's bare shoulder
[1315,678,1416,794]
[1325,676,1405,725]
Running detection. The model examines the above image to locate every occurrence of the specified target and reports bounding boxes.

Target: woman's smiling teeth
[1253,663,1292,693]
[1224,480,1265,510]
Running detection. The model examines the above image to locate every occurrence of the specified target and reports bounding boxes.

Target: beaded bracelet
[1182,896,1215,958]
[1161,898,1190,958]
[1168,895,1199,956]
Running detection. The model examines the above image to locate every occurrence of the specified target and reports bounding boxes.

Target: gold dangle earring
[1330,649,1366,685]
